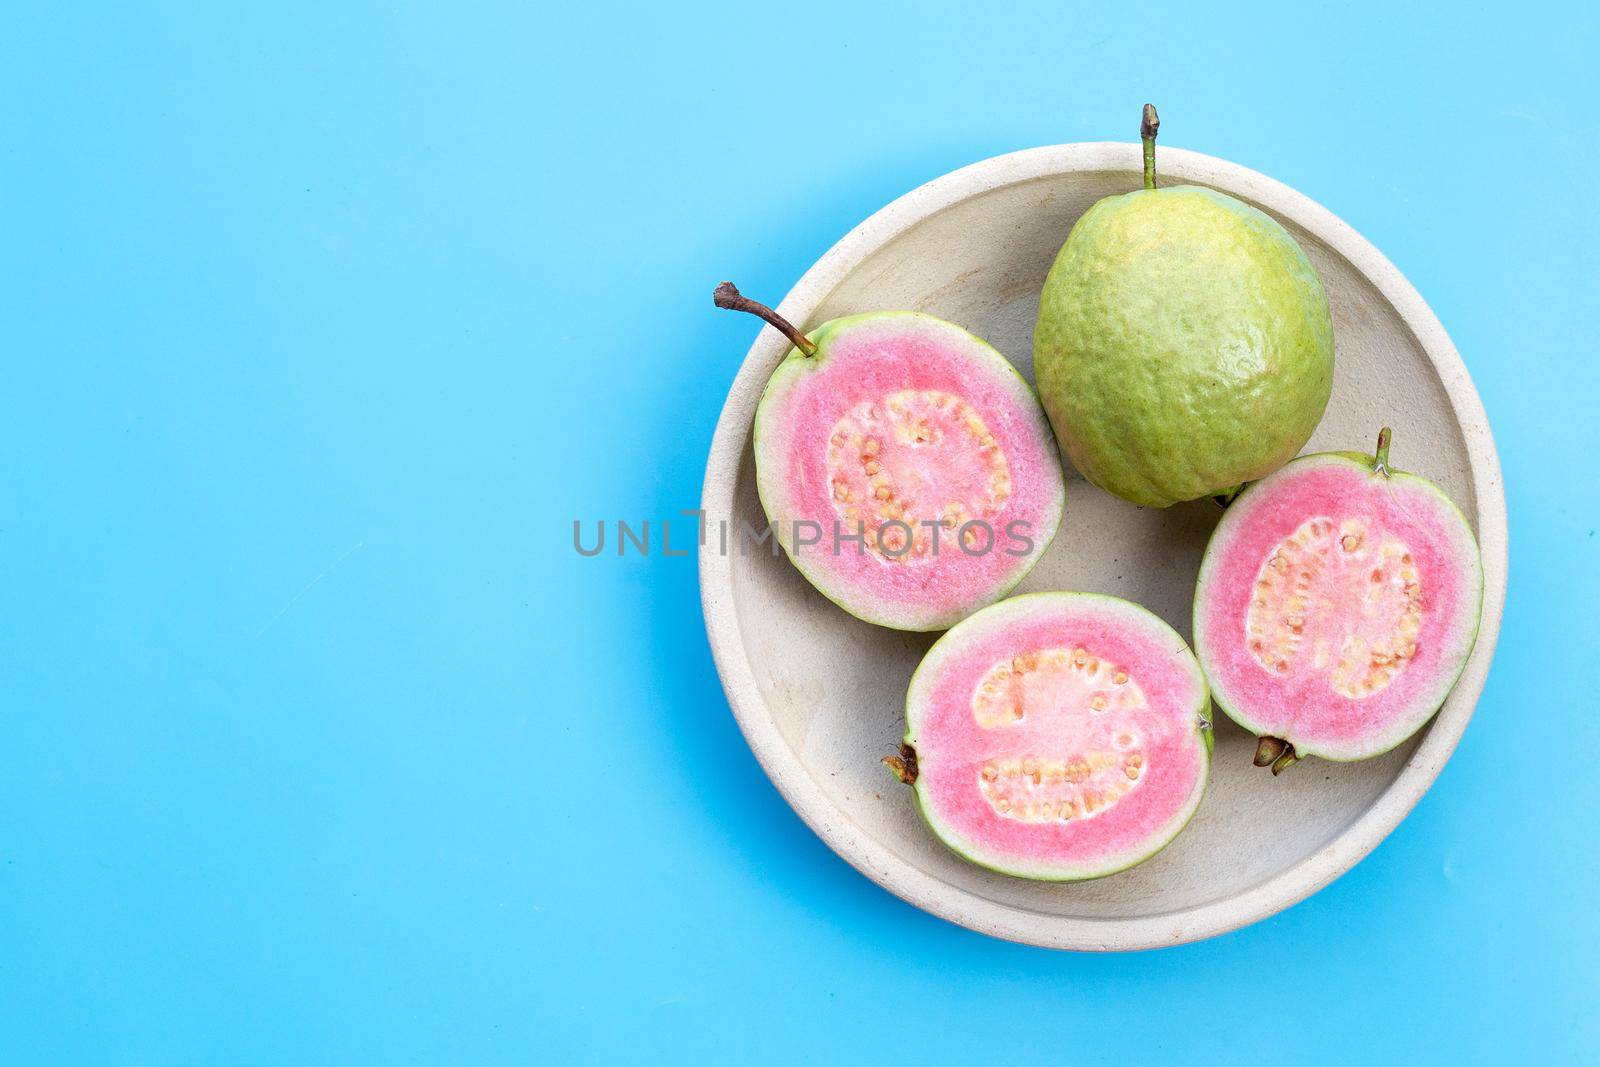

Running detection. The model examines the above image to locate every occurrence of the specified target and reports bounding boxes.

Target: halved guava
[730,286,1065,632]
[887,592,1212,881]
[1193,430,1484,769]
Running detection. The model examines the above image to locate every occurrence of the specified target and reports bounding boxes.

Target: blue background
[3,2,1595,1062]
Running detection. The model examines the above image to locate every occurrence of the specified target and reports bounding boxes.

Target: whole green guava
[1034,166,1334,508]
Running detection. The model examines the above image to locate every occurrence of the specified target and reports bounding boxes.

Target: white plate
[699,143,1507,950]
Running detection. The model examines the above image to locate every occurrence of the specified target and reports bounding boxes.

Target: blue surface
[3,2,1596,1062]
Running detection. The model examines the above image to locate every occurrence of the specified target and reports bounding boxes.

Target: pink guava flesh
[1194,450,1483,761]
[903,593,1211,881]
[754,312,1065,631]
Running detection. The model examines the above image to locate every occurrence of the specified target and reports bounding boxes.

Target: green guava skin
[1034,185,1335,508]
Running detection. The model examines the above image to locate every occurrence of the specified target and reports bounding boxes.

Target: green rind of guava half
[903,591,1213,882]
[1034,185,1335,508]
[751,311,1066,632]
[1192,450,1485,762]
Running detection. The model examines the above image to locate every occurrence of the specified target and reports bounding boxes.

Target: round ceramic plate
[699,143,1507,950]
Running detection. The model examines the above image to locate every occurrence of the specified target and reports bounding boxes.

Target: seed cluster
[1246,516,1424,698]
[969,646,1148,824]
[978,750,1146,824]
[825,390,1009,564]
[971,646,1141,728]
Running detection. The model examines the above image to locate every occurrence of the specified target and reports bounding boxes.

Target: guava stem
[1374,426,1393,478]
[1270,748,1302,776]
[713,281,817,357]
[882,742,920,786]
[1141,103,1160,190]
[1253,736,1288,767]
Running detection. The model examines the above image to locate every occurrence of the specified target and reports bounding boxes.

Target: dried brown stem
[713,281,817,357]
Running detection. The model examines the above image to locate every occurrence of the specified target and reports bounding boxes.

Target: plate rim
[698,142,1508,951]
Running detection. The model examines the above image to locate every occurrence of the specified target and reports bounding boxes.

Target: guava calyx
[1252,736,1301,775]
[1252,735,1287,767]
[882,742,919,786]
